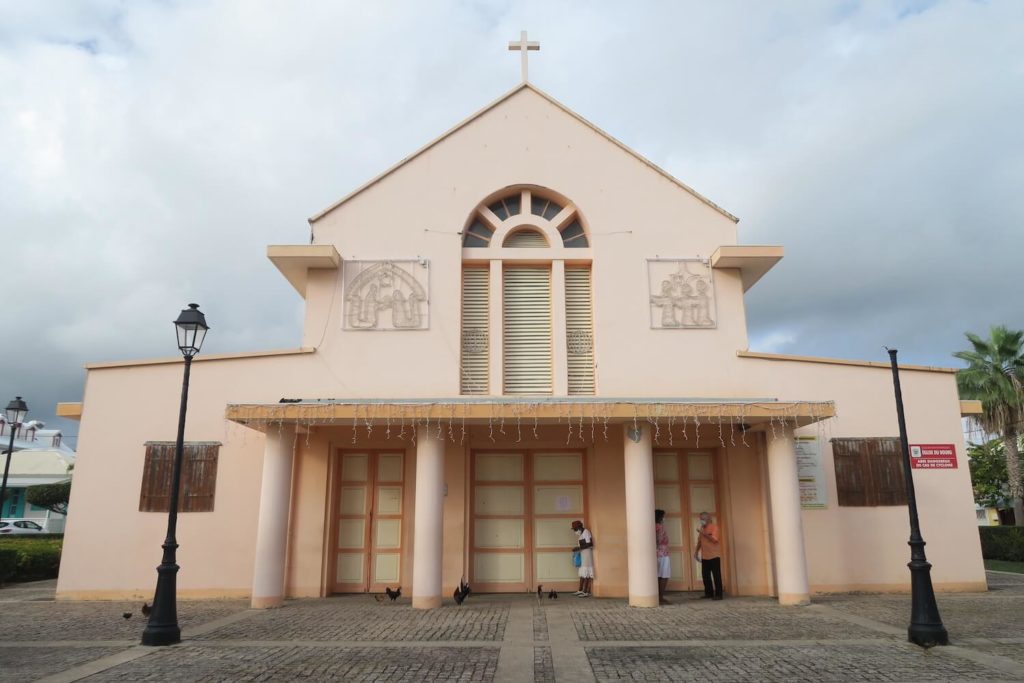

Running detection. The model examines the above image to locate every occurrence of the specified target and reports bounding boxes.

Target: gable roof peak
[310,81,738,224]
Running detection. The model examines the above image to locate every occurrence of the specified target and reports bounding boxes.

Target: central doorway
[471,450,586,592]
[654,449,724,591]
[331,450,405,593]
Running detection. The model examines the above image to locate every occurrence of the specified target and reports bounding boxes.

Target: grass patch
[985,559,1024,574]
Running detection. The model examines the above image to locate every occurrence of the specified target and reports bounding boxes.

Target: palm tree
[954,326,1024,526]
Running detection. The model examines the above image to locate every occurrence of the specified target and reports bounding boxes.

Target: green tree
[25,481,70,516]
[968,439,1017,508]
[955,326,1024,526]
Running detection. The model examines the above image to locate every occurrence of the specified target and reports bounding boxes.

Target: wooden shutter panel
[182,443,219,512]
[565,266,595,395]
[140,443,174,512]
[140,441,219,512]
[503,266,552,395]
[461,267,490,395]
[868,438,907,506]
[832,439,869,507]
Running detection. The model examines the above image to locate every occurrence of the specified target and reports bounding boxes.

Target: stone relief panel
[647,259,717,329]
[343,260,429,330]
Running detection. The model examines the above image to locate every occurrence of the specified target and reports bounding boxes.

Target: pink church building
[56,81,986,609]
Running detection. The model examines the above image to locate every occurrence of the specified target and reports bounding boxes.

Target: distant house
[1,418,75,532]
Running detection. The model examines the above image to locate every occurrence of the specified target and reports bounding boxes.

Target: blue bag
[572,549,582,567]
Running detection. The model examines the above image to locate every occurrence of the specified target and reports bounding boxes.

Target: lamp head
[174,303,209,358]
[5,396,28,425]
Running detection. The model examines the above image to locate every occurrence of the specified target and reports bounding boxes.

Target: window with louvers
[832,438,907,507]
[565,266,595,395]
[461,267,490,394]
[503,266,553,395]
[139,442,220,512]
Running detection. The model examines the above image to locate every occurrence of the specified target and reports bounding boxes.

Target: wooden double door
[331,451,405,593]
[471,450,586,593]
[653,449,723,591]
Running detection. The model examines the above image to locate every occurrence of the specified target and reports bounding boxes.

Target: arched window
[460,187,594,396]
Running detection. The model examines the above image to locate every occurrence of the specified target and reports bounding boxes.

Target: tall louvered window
[503,266,553,395]
[461,267,490,394]
[565,267,595,395]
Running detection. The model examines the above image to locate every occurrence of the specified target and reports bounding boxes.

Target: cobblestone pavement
[0,572,1020,682]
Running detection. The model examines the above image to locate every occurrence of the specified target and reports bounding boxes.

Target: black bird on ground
[536,585,543,601]
[122,612,132,619]
[385,586,402,601]
[548,589,558,599]
[141,602,151,618]
[454,579,471,605]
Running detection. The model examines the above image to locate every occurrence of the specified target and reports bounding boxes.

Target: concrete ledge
[56,588,251,601]
[810,580,990,594]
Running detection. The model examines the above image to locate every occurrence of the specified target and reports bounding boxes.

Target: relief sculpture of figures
[344,261,428,330]
[648,260,716,329]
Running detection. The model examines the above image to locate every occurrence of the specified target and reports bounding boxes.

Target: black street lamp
[887,348,949,648]
[0,397,29,519]
[141,304,209,647]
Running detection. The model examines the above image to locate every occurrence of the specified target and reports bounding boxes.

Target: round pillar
[623,424,659,607]
[766,428,811,605]
[251,426,296,609]
[412,426,445,609]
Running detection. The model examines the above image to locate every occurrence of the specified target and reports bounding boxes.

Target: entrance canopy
[226,397,835,434]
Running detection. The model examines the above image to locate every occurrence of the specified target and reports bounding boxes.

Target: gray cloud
[1,0,1021,443]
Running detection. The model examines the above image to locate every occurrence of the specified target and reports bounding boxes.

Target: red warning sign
[909,444,957,469]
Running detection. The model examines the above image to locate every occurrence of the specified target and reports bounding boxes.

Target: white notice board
[796,436,827,509]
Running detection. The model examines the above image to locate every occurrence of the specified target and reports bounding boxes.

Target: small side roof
[309,83,738,224]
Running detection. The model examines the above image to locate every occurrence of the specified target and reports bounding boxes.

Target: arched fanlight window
[460,186,595,397]
[462,188,589,248]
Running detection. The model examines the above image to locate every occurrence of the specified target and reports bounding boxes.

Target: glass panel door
[473,453,527,591]
[654,449,721,591]
[333,451,404,593]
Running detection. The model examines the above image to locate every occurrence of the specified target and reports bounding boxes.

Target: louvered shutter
[832,439,869,507]
[503,266,552,395]
[139,441,220,512]
[868,439,907,506]
[565,266,595,395]
[503,230,549,248]
[139,443,174,512]
[461,267,490,394]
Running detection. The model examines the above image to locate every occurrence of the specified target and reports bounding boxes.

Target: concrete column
[251,425,296,608]
[412,426,445,609]
[766,428,811,605]
[623,424,659,607]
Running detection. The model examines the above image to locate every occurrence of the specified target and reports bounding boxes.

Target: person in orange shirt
[694,511,723,600]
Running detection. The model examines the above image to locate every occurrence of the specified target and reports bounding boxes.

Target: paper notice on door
[555,495,572,512]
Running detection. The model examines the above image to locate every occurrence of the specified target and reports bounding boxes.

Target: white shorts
[657,555,671,579]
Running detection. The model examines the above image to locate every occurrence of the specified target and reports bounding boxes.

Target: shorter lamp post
[887,348,948,648]
[1,397,29,518]
[141,304,209,647]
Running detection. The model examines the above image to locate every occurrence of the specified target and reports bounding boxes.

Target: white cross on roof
[508,30,540,82]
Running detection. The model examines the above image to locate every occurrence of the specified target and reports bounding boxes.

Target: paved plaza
[1,572,1022,682]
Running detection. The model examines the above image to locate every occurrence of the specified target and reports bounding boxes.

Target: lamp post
[141,304,209,647]
[887,348,949,648]
[0,397,29,519]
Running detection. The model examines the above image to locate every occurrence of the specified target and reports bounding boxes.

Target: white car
[0,519,47,535]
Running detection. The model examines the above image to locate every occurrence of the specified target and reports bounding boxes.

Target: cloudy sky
[2,0,1022,443]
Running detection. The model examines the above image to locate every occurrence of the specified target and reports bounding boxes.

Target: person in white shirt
[571,519,594,597]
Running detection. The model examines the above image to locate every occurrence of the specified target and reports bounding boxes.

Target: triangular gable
[309,83,738,224]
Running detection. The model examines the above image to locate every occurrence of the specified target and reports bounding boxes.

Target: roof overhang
[711,245,783,291]
[226,398,835,431]
[268,245,342,297]
[960,400,983,417]
[55,403,82,421]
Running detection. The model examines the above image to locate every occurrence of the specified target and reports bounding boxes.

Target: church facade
[56,83,986,608]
